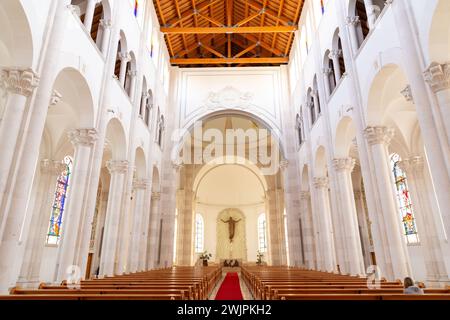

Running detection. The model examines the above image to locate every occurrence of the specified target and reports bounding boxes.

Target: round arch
[105,118,127,160]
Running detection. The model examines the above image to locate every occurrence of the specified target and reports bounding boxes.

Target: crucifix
[221,216,241,243]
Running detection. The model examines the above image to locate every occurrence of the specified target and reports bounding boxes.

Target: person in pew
[403,277,424,295]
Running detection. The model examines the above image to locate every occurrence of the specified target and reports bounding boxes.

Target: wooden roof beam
[161,26,297,34]
[240,34,284,56]
[234,42,259,58]
[166,0,223,27]
[237,0,293,26]
[170,57,289,65]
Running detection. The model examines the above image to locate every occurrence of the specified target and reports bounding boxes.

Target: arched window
[296,113,304,146]
[46,156,73,245]
[145,90,153,127]
[308,91,316,125]
[390,153,419,244]
[195,214,204,253]
[156,114,164,147]
[257,214,267,253]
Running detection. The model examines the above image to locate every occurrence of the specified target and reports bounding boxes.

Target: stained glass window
[46,156,73,245]
[257,214,267,253]
[134,0,139,17]
[390,153,419,244]
[195,214,204,253]
[321,0,325,14]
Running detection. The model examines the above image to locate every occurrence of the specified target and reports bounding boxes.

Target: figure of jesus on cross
[221,216,241,243]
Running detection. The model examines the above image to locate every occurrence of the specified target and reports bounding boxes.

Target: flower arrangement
[199,251,212,261]
[256,251,264,265]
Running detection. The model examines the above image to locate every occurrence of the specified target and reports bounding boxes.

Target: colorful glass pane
[321,0,325,14]
[134,0,139,17]
[390,153,419,244]
[46,156,73,245]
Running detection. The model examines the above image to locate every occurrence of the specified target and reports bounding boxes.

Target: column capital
[151,192,161,200]
[400,85,414,103]
[300,191,310,200]
[328,49,342,59]
[68,128,98,147]
[313,177,329,189]
[322,67,333,76]
[50,90,62,106]
[119,52,131,62]
[346,16,360,26]
[40,159,67,175]
[99,18,113,29]
[0,67,40,97]
[133,179,150,190]
[364,126,395,146]
[127,70,138,77]
[332,157,356,172]
[106,160,129,174]
[279,159,289,171]
[398,156,424,174]
[423,62,450,93]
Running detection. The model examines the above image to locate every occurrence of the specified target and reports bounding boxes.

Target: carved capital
[328,49,342,60]
[106,160,129,174]
[68,128,98,147]
[151,192,161,200]
[400,85,413,103]
[423,62,450,93]
[118,52,131,62]
[364,126,395,146]
[346,16,360,26]
[322,67,333,76]
[133,179,150,190]
[398,156,424,174]
[40,159,67,175]
[332,157,356,172]
[50,90,62,106]
[279,159,289,171]
[127,70,137,77]
[300,191,310,200]
[99,19,113,29]
[313,177,329,189]
[0,68,40,97]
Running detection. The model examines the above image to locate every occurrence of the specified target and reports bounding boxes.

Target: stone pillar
[313,177,337,273]
[16,160,66,288]
[128,70,138,102]
[0,1,73,294]
[363,0,378,29]
[354,190,372,269]
[56,128,98,282]
[140,91,149,118]
[423,62,450,146]
[329,50,342,82]
[300,191,316,270]
[364,126,411,280]
[83,0,97,33]
[312,89,320,116]
[138,181,151,271]
[99,19,113,57]
[322,68,332,97]
[266,188,286,266]
[128,179,148,273]
[398,156,449,284]
[0,68,39,228]
[332,158,365,276]
[147,192,161,269]
[118,52,131,86]
[99,160,128,276]
[346,16,360,53]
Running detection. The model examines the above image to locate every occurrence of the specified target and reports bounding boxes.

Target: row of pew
[0,266,222,300]
[241,266,450,300]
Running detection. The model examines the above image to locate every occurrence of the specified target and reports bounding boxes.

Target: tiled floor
[208,269,254,300]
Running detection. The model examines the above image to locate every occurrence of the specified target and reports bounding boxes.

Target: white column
[398,156,449,284]
[363,0,378,29]
[16,160,65,287]
[83,0,97,33]
[312,89,320,117]
[118,52,131,86]
[140,91,149,118]
[128,70,138,102]
[322,68,332,97]
[346,16,360,53]
[147,192,161,269]
[391,0,450,243]
[313,177,337,273]
[354,190,372,269]
[0,68,39,228]
[300,191,317,270]
[329,50,342,82]
[56,128,98,282]
[332,158,365,276]
[364,126,411,280]
[138,181,152,271]
[128,179,148,273]
[423,62,450,146]
[99,160,128,276]
[99,19,113,58]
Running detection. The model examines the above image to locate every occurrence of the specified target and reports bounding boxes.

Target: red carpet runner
[215,273,244,300]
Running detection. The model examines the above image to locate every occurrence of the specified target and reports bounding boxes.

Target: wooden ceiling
[153,0,305,67]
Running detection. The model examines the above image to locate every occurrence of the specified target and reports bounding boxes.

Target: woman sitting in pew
[403,277,424,295]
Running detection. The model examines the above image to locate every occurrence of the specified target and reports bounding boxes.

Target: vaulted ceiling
[153,0,305,67]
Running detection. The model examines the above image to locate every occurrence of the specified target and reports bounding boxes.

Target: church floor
[208,269,253,300]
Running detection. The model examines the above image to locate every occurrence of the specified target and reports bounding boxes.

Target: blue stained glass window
[46,156,73,245]
[321,0,325,14]
[390,153,419,244]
